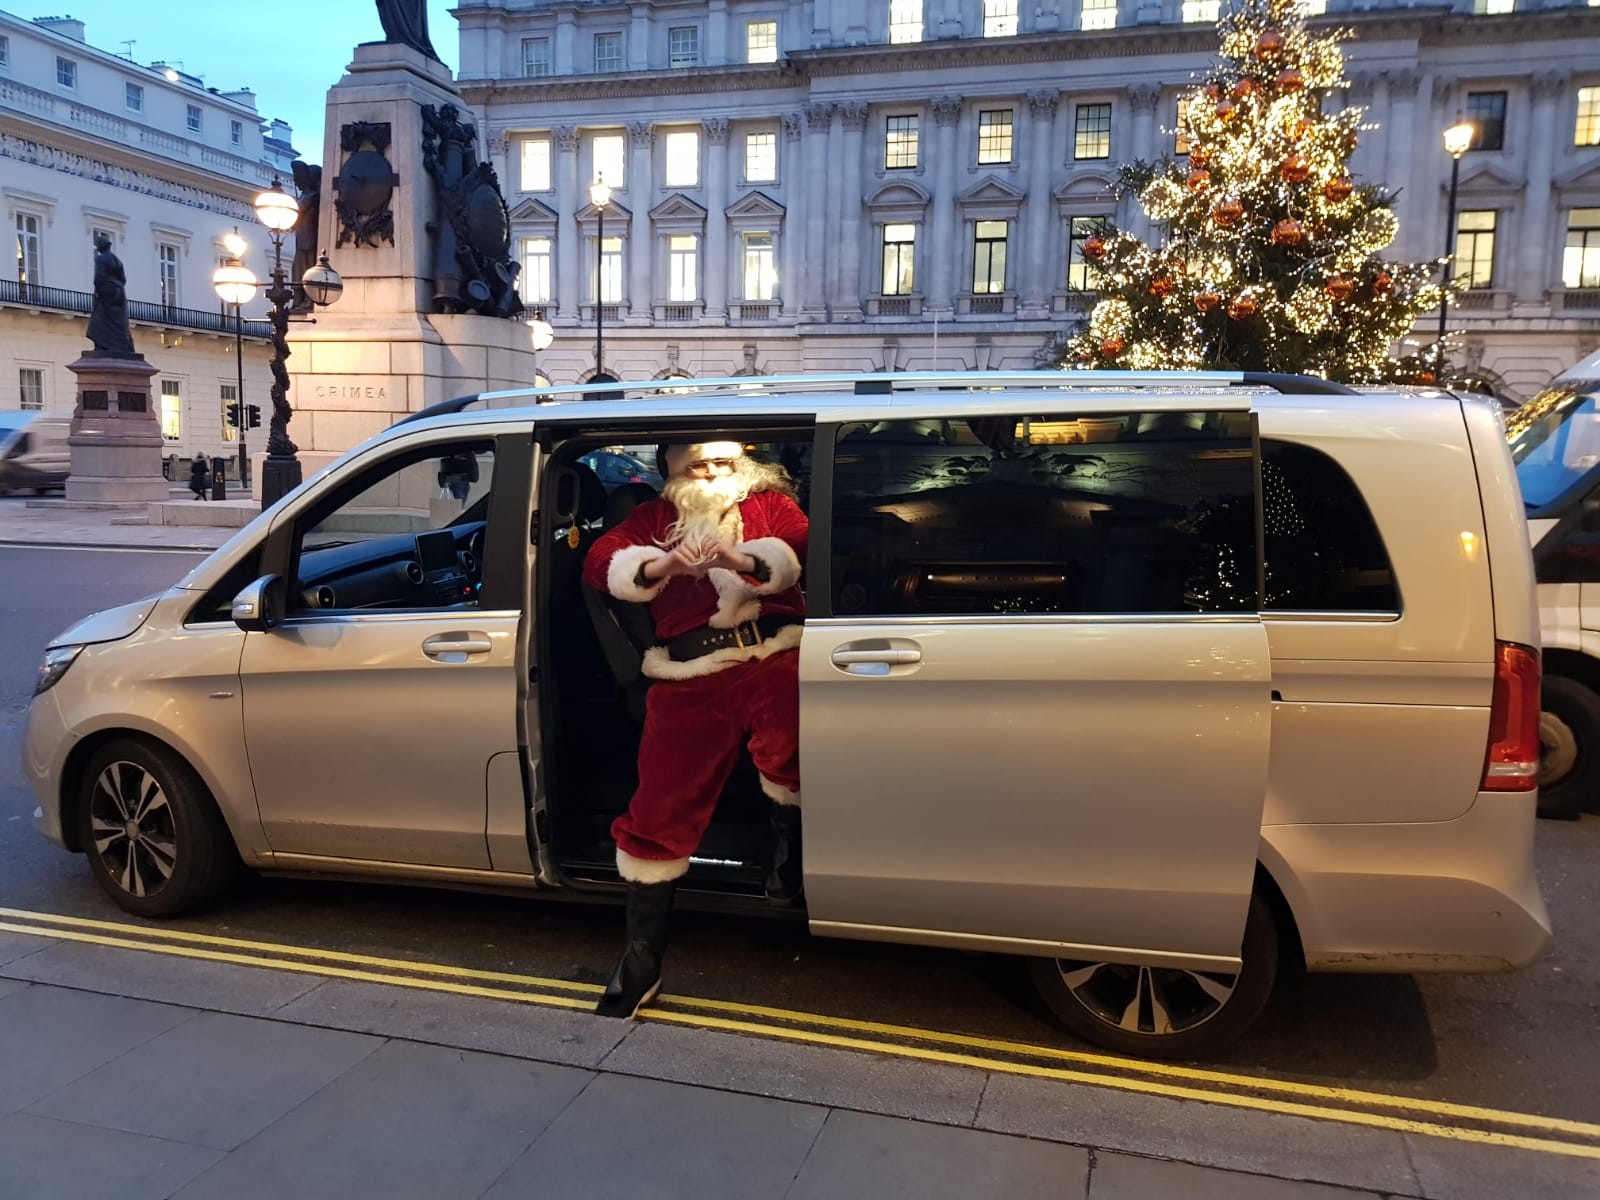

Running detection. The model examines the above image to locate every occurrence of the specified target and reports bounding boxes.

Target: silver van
[23,372,1551,1057]
[0,412,70,495]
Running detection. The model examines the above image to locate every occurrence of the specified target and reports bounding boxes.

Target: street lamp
[212,229,257,490]
[590,177,612,382]
[1436,115,1477,374]
[525,316,554,386]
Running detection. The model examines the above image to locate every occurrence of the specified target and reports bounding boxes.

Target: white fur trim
[617,848,690,883]
[760,776,801,806]
[606,544,671,603]
[641,622,802,681]
[706,567,761,629]
[739,537,803,594]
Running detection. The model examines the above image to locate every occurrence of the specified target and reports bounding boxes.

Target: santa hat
[657,440,745,477]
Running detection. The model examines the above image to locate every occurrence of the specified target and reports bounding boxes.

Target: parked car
[0,412,70,495]
[579,447,662,490]
[24,371,1550,1058]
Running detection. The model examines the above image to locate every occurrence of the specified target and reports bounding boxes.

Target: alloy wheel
[89,760,177,899]
[1539,710,1578,787]
[1053,960,1240,1036]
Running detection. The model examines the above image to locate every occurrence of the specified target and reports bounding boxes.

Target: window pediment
[1555,159,1600,198]
[577,199,633,223]
[1054,172,1117,202]
[509,197,560,223]
[726,190,786,221]
[865,180,931,209]
[649,193,709,223]
[960,175,1026,205]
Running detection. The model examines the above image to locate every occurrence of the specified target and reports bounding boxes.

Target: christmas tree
[1059,0,1449,382]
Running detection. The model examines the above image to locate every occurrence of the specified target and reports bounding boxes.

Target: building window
[747,20,778,62]
[881,223,916,295]
[522,37,551,77]
[593,133,625,189]
[15,212,42,285]
[972,220,1008,294]
[126,82,143,112]
[19,368,44,412]
[1175,99,1191,156]
[159,243,181,307]
[665,130,700,187]
[1454,211,1495,290]
[745,132,776,182]
[743,232,776,300]
[93,227,114,248]
[160,380,182,441]
[669,234,699,302]
[595,235,623,302]
[978,110,1013,165]
[1577,87,1600,147]
[890,0,923,43]
[1074,103,1112,160]
[885,115,919,169]
[56,57,76,88]
[1081,0,1118,30]
[1297,0,1328,13]
[669,27,700,68]
[1067,216,1109,290]
[1565,208,1600,289]
[1474,0,1515,12]
[187,104,203,134]
[1465,91,1506,151]
[594,32,623,73]
[0,35,9,70]
[521,236,553,303]
[521,137,551,191]
[230,119,243,147]
[1182,0,1220,20]
[220,383,238,443]
[983,0,1018,36]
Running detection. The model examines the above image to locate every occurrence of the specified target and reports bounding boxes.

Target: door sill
[810,919,1242,972]
[265,852,541,889]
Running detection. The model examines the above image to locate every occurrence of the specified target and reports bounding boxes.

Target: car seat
[583,481,661,721]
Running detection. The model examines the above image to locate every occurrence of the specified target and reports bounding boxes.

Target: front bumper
[23,688,74,850]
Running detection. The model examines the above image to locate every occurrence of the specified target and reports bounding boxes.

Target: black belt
[666,616,799,662]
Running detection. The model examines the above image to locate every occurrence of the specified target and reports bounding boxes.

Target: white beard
[661,472,748,557]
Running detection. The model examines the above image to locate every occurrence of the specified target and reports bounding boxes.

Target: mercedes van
[0,412,70,495]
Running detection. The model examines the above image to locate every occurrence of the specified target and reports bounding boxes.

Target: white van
[0,412,70,495]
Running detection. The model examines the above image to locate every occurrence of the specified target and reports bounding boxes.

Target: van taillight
[1482,641,1541,792]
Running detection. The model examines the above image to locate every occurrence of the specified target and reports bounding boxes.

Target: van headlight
[35,645,83,695]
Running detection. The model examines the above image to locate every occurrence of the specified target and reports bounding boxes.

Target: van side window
[1261,439,1398,612]
[830,412,1256,617]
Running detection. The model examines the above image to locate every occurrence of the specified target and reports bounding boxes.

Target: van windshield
[1508,381,1600,509]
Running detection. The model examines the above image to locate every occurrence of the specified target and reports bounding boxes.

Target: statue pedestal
[64,355,169,504]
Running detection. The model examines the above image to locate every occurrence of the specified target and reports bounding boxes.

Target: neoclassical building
[455,0,1600,399]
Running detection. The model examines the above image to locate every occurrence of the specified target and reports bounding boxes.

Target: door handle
[421,633,493,662]
[830,645,922,676]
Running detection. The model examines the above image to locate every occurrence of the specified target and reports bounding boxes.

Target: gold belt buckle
[731,623,749,649]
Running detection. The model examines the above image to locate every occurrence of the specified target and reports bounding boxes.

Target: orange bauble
[1416,370,1437,385]
[1233,78,1260,100]
[1372,271,1393,296]
[1324,275,1355,302]
[1149,277,1174,298]
[1275,68,1305,93]
[1212,197,1245,227]
[1228,293,1259,320]
[1215,99,1238,122]
[1188,146,1210,169]
[1255,30,1285,57]
[1083,235,1108,261]
[1271,219,1306,247]
[1100,337,1126,357]
[1323,176,1354,203]
[1204,82,1224,101]
[1280,154,1311,183]
[1195,290,1223,313]
[1186,167,1212,193]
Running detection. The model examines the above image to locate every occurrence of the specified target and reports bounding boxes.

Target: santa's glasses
[683,458,739,478]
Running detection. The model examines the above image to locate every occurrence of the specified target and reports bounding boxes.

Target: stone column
[1346,72,1383,184]
[1124,85,1161,240]
[708,0,729,64]
[1516,72,1565,310]
[1022,89,1059,317]
[555,126,580,321]
[1383,68,1421,261]
[834,102,868,320]
[781,113,803,317]
[802,102,834,318]
[554,9,576,73]
[629,6,649,69]
[629,122,655,320]
[928,95,962,317]
[704,118,731,321]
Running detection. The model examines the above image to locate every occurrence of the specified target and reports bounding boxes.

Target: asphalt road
[2,543,1597,1131]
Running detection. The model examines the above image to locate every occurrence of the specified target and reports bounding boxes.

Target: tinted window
[1261,440,1397,612]
[830,412,1256,617]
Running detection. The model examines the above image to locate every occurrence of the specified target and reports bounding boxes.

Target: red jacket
[583,489,808,681]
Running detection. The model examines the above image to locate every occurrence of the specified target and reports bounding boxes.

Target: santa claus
[582,439,808,1018]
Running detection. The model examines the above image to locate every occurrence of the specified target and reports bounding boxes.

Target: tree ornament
[1372,271,1393,296]
[1275,68,1305,93]
[1227,291,1260,320]
[1362,209,1399,251]
[1187,167,1212,193]
[1279,154,1311,183]
[1083,234,1109,262]
[1089,296,1134,339]
[1271,219,1306,247]
[1149,276,1175,298]
[1140,178,1185,221]
[1100,337,1126,358]
[1324,275,1355,302]
[1287,116,1313,140]
[1416,370,1437,386]
[1215,98,1238,122]
[1255,30,1285,57]
[1188,146,1210,169]
[1204,82,1224,101]
[1323,176,1354,203]
[1212,196,1245,227]
[1195,288,1223,313]
[1232,77,1260,100]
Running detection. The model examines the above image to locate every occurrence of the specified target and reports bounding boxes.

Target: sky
[10,1,458,162]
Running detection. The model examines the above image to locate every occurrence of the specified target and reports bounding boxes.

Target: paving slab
[0,1111,223,1200]
[976,1071,1422,1196]
[0,929,55,967]
[29,1010,383,1151]
[1089,1150,1389,1199]
[483,1071,826,1200]
[1,938,327,1016]
[171,1038,594,1200]
[1401,1132,1598,1200]
[0,985,193,1113]
[272,975,630,1069]
[600,1017,987,1125]
[0,976,26,1002]
[786,1107,1089,1200]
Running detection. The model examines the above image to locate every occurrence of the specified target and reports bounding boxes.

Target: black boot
[595,880,676,1018]
[765,803,804,906]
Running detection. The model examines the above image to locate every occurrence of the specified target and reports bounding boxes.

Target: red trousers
[612,649,800,877]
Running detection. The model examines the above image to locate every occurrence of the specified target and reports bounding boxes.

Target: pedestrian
[188,452,209,501]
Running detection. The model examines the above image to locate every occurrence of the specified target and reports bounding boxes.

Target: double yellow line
[2,905,1597,1161]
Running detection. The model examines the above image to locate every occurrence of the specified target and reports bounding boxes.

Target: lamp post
[525,316,554,386]
[590,178,612,381]
[211,230,256,489]
[1436,116,1476,374]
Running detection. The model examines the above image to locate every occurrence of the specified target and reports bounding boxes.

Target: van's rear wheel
[1027,889,1278,1060]
[1537,676,1600,820]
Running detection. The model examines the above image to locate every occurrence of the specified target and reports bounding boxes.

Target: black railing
[0,279,271,339]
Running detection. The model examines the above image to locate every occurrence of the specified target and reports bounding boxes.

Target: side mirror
[231,574,287,632]
[1582,498,1600,533]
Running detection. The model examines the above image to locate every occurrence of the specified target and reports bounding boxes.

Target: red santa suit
[583,484,807,883]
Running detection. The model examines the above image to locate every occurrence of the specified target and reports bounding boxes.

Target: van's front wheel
[1027,889,1278,1060]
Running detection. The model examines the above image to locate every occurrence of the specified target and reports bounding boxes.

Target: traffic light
[245,404,262,429]
[225,402,242,429]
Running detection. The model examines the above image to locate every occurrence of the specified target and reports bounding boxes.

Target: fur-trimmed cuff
[739,537,802,595]
[760,776,801,806]
[606,544,671,603]
[616,848,690,883]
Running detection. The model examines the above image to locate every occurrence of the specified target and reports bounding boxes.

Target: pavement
[1,493,242,551]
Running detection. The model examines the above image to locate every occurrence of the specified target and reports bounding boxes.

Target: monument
[275,1,538,489]
[63,235,169,504]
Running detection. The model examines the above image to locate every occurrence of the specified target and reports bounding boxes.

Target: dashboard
[293,521,487,611]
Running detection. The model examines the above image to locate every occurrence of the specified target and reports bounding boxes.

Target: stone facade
[457,0,1600,400]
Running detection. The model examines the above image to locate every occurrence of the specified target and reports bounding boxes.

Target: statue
[289,160,322,314]
[86,235,137,357]
[375,0,439,62]
[421,103,523,320]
